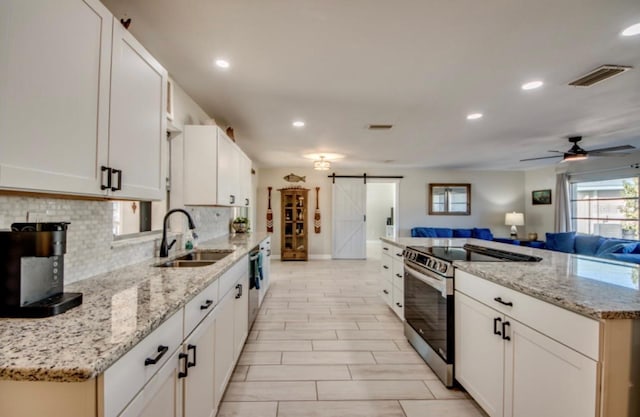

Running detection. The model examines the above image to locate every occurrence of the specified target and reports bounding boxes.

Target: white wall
[257,167,525,256]
[366,183,395,240]
[524,167,556,237]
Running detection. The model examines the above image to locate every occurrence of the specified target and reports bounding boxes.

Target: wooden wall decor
[314,187,321,233]
[266,186,273,232]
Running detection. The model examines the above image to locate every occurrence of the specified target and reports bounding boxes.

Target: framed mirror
[428,183,471,215]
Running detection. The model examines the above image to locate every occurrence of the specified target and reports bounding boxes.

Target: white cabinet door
[108,19,166,200]
[183,125,218,205]
[233,275,249,359]
[214,289,235,407]
[392,284,404,320]
[504,320,597,417]
[216,131,239,206]
[455,291,505,417]
[238,152,252,207]
[0,0,111,196]
[120,349,183,417]
[183,311,216,417]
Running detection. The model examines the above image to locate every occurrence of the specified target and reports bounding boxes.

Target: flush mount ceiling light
[215,59,230,69]
[622,23,640,37]
[466,113,483,120]
[522,80,544,90]
[292,120,305,128]
[313,156,331,171]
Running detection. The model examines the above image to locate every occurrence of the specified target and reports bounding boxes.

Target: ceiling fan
[520,136,635,162]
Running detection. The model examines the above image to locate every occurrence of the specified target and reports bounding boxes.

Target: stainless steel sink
[155,260,217,268]
[174,249,234,262]
[154,249,234,268]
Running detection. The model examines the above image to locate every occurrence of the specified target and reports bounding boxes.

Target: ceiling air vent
[368,124,393,130]
[568,65,632,87]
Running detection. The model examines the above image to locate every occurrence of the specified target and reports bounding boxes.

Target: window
[428,183,471,215]
[570,177,639,239]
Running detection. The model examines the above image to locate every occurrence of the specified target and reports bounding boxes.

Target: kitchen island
[0,232,269,417]
[381,236,640,417]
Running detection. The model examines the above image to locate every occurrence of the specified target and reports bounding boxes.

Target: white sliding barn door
[332,179,367,259]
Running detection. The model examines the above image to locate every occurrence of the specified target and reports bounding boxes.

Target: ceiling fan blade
[547,150,563,154]
[520,155,563,162]
[589,145,635,153]
[589,152,632,157]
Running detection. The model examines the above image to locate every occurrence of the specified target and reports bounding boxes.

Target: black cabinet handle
[494,297,513,307]
[383,247,389,251]
[111,169,122,191]
[235,283,243,299]
[383,265,389,270]
[383,289,389,294]
[200,299,213,310]
[493,317,502,336]
[396,253,403,257]
[396,302,403,307]
[230,195,235,204]
[144,345,169,366]
[187,344,197,368]
[178,352,189,378]
[395,273,403,278]
[245,198,249,206]
[502,321,511,341]
[101,166,112,190]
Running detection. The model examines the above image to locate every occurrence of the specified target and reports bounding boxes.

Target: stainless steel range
[403,244,541,387]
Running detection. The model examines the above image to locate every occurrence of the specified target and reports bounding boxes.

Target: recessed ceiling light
[215,59,230,69]
[521,80,544,90]
[466,113,483,120]
[292,120,305,127]
[621,23,640,37]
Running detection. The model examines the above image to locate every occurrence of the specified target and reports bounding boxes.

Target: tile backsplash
[0,195,231,283]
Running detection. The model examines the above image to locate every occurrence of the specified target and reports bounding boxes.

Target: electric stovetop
[409,244,543,262]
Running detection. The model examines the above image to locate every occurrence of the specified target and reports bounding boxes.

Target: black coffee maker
[0,222,82,318]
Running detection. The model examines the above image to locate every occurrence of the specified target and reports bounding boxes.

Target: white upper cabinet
[108,20,166,200]
[217,131,240,206]
[0,0,166,200]
[183,125,252,207]
[0,0,112,196]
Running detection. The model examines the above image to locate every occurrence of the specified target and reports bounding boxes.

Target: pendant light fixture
[314,156,331,171]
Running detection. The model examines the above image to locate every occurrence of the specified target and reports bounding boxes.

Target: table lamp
[505,212,524,238]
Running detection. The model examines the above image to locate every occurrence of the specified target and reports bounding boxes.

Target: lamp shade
[505,212,525,226]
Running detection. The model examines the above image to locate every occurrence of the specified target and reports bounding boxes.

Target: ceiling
[101,0,640,171]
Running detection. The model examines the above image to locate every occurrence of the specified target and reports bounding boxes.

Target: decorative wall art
[266,186,274,232]
[532,189,552,205]
[314,187,321,233]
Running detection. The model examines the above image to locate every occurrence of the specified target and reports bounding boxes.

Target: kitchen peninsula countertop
[381,237,640,320]
[0,232,268,383]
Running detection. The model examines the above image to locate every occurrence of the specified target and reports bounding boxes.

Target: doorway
[332,179,398,260]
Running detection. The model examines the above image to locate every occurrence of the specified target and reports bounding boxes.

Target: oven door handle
[404,264,451,297]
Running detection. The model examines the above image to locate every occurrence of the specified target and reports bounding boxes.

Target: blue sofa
[545,232,640,264]
[411,227,494,240]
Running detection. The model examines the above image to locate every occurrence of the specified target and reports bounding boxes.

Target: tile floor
[216,259,487,417]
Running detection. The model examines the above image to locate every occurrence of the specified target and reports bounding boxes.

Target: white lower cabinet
[380,242,404,320]
[455,280,598,417]
[213,288,236,407]
[183,308,216,417]
[119,348,183,417]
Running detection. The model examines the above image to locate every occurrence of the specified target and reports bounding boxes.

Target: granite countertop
[381,237,640,320]
[0,232,269,383]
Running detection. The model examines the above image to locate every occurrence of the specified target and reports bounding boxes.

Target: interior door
[332,179,366,259]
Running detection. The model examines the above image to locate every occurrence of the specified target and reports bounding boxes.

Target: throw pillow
[545,232,576,253]
[453,229,473,238]
[574,234,604,256]
[472,228,494,240]
[596,239,638,255]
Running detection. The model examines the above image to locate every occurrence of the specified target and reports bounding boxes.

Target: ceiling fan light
[562,153,589,162]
